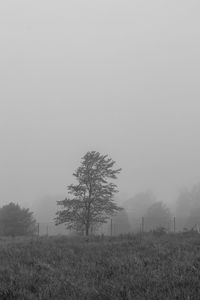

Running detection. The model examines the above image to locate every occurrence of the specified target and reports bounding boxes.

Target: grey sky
[0,1,200,212]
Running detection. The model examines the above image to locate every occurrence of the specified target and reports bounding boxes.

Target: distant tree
[176,187,192,230]
[176,183,200,230]
[144,201,172,231]
[185,183,200,229]
[123,190,156,231]
[55,151,122,236]
[0,202,37,236]
[187,207,200,229]
[112,208,131,235]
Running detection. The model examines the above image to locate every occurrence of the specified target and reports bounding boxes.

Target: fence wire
[36,216,183,236]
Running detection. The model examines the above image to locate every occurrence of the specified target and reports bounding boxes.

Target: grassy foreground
[1,233,200,299]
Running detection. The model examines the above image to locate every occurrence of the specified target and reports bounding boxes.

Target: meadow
[1,233,200,299]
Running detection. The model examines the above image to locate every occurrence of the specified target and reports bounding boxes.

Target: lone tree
[0,202,37,236]
[55,151,122,236]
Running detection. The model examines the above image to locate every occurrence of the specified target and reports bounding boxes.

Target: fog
[1,1,200,223]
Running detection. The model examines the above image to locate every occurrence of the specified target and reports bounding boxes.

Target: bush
[152,226,167,236]
[0,202,37,237]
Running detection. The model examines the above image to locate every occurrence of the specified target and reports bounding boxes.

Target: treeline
[112,183,200,233]
[110,196,171,234]
[1,186,200,236]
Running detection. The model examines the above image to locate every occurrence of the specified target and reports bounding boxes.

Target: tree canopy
[0,202,37,236]
[55,151,122,235]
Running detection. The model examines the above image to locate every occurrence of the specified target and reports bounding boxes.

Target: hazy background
[1,1,200,222]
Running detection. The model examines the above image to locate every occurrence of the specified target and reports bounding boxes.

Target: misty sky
[1,1,200,213]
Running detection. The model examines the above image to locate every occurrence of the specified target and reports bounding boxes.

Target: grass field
[1,233,200,299]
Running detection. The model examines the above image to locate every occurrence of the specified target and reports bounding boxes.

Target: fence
[37,216,184,237]
[36,222,69,236]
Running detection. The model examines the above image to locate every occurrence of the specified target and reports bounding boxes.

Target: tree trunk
[85,224,89,236]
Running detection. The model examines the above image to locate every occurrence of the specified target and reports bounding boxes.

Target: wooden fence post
[142,217,144,233]
[174,217,176,233]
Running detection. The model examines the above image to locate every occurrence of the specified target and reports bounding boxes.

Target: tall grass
[0,233,200,299]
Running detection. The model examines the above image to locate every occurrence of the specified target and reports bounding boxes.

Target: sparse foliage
[55,151,122,235]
